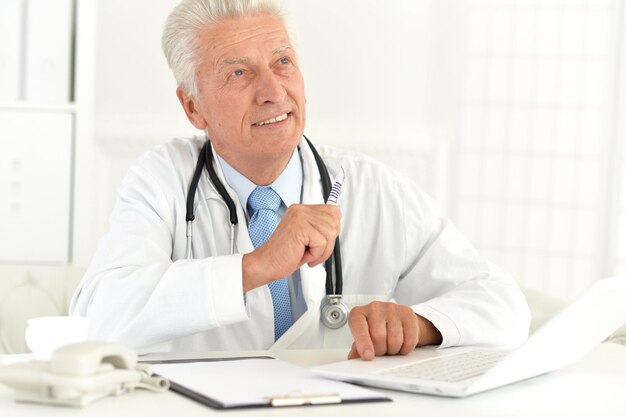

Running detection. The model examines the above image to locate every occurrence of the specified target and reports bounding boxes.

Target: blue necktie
[247,186,293,341]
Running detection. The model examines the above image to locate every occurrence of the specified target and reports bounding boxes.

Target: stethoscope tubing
[184,136,347,328]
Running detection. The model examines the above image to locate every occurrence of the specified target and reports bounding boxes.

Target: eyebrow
[217,45,293,72]
[219,56,249,69]
[272,45,291,55]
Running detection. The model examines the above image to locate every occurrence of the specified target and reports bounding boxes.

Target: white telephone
[0,341,169,407]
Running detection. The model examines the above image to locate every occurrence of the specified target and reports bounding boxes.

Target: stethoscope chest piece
[321,295,349,329]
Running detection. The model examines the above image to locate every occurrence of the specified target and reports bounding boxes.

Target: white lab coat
[70,137,530,353]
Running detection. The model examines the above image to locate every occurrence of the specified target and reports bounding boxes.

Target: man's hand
[347,301,442,361]
[242,204,341,292]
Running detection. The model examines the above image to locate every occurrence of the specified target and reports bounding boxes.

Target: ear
[176,87,208,130]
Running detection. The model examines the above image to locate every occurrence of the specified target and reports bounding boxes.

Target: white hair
[162,0,288,98]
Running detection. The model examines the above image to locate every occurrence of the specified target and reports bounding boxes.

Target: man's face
[184,14,306,174]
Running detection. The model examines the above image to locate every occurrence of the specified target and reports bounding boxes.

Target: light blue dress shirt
[215,149,307,323]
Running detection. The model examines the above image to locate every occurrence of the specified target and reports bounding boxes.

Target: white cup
[25,316,90,360]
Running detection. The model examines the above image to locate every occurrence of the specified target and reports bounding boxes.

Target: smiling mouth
[254,113,289,126]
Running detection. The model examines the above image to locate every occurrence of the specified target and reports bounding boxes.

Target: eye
[279,57,290,65]
[232,69,244,77]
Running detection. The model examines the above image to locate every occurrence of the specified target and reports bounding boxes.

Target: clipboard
[145,356,390,409]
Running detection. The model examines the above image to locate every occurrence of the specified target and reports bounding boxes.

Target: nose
[255,68,286,105]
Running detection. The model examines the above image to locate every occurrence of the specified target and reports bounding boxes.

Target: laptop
[312,276,626,397]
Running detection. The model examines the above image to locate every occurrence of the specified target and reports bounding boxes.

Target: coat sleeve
[69,147,249,350]
[393,181,531,348]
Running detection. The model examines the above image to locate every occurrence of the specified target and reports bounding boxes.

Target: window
[449,0,625,298]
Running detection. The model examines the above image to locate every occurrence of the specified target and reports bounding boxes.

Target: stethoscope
[185,136,349,329]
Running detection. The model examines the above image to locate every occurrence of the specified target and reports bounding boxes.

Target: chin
[258,132,301,152]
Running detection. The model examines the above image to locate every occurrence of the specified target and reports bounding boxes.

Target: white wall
[92,0,444,163]
[285,1,433,142]
[447,0,626,299]
[285,0,451,207]
[74,0,196,265]
[93,0,194,143]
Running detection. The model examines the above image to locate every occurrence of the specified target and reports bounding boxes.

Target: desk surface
[1,343,625,417]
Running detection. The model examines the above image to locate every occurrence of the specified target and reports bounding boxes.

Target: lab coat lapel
[271,139,328,349]
[203,143,274,348]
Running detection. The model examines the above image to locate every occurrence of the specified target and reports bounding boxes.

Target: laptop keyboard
[379,350,509,383]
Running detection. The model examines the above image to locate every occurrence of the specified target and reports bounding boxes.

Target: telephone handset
[0,341,169,407]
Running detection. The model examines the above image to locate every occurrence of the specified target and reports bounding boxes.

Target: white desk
[1,343,625,417]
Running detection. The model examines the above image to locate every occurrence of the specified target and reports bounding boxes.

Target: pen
[326,167,346,205]
[269,393,342,407]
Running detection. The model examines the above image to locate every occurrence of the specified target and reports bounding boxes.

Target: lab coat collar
[214,148,303,219]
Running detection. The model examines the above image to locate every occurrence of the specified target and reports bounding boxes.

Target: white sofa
[0,266,84,354]
[0,266,624,354]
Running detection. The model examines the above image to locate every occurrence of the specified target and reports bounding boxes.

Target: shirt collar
[215,148,303,213]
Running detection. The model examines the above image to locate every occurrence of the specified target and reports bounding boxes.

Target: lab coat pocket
[322,293,389,348]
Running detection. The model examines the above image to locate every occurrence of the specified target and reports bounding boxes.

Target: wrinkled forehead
[196,13,294,62]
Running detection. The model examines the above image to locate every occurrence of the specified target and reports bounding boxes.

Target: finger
[348,310,375,361]
[399,313,420,355]
[300,229,330,267]
[307,214,340,267]
[281,205,340,266]
[308,204,341,224]
[360,302,389,357]
[347,342,359,360]
[369,315,388,357]
[386,318,404,356]
[252,205,339,281]
[302,225,338,268]
[288,205,340,231]
[320,230,338,266]
[309,207,341,236]
[307,235,336,268]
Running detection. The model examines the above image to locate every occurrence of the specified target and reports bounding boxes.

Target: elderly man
[70,0,530,359]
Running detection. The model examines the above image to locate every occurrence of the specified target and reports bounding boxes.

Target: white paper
[151,358,387,408]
